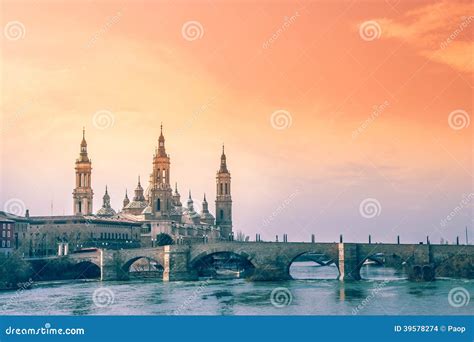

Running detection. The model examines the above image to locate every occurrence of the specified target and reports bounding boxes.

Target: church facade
[76,125,233,245]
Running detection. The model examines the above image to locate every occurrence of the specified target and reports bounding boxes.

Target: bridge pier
[163,245,198,281]
[100,250,128,281]
[407,245,435,281]
[338,243,361,281]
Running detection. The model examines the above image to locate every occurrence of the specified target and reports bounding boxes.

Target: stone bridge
[52,241,474,282]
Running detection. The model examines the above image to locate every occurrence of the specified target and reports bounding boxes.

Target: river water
[0,262,472,315]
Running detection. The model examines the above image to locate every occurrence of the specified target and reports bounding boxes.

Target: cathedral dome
[96,186,117,217]
[96,206,117,217]
[125,201,148,210]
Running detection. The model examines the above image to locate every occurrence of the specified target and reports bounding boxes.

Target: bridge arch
[121,256,164,278]
[357,252,408,280]
[190,250,256,278]
[71,260,101,279]
[287,251,339,280]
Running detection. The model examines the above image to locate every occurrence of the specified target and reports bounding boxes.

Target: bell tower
[73,128,93,215]
[215,145,232,239]
[148,124,173,218]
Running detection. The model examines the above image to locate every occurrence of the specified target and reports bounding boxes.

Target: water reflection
[290,261,339,280]
[337,284,367,302]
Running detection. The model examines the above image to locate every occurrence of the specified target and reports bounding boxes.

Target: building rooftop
[28,214,142,226]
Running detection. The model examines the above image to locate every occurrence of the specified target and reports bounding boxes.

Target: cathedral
[73,126,233,245]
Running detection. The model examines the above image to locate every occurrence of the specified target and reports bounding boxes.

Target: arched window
[156,198,161,211]
[225,183,228,195]
[220,183,223,195]
[220,209,224,220]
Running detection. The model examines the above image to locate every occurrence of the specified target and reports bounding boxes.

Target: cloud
[374,1,473,72]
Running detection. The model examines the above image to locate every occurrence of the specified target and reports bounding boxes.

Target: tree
[156,233,174,246]
[235,231,248,242]
[0,253,33,289]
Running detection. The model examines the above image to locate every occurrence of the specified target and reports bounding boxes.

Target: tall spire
[81,127,86,146]
[79,128,89,161]
[219,144,228,173]
[74,127,93,215]
[158,123,166,157]
[103,185,110,204]
[123,188,130,208]
[202,193,209,212]
[134,175,145,201]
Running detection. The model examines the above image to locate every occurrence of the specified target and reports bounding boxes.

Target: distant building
[27,215,141,256]
[0,211,29,255]
[0,217,14,255]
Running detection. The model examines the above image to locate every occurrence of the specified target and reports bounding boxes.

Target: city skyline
[1,0,472,244]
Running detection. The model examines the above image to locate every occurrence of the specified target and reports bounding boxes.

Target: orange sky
[1,0,472,243]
